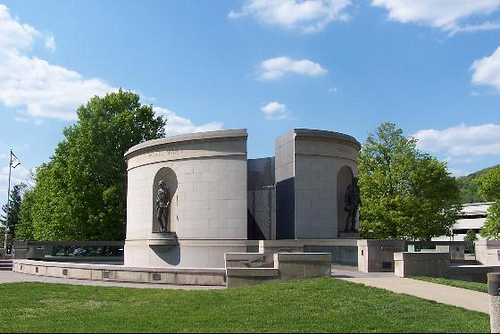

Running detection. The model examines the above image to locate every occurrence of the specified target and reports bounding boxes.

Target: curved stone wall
[275,129,361,239]
[124,129,249,268]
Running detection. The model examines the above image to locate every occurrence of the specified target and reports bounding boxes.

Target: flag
[10,152,20,169]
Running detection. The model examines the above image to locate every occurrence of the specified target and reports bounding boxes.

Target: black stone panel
[247,157,275,190]
[247,158,276,240]
[276,177,295,239]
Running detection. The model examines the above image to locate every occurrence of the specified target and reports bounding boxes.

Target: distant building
[434,202,493,241]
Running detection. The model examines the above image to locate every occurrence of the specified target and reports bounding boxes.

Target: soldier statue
[155,180,171,232]
[344,177,361,232]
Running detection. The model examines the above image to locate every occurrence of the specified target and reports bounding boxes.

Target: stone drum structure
[124,129,249,268]
[124,128,361,270]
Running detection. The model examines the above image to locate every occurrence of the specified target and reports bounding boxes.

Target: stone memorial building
[124,128,361,269]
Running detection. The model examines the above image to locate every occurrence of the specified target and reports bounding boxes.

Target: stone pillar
[488,273,500,333]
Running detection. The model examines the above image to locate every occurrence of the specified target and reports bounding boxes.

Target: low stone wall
[475,240,500,265]
[394,252,450,278]
[447,265,500,283]
[393,252,500,282]
[277,253,332,280]
[258,239,358,266]
[225,252,274,268]
[407,241,465,261]
[225,252,331,288]
[13,260,225,286]
[358,239,405,272]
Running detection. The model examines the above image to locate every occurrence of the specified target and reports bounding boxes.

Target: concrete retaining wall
[394,252,450,278]
[393,252,500,282]
[448,265,500,283]
[225,252,331,288]
[13,260,226,286]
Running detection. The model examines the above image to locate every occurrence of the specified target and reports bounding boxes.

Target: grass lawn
[411,276,488,293]
[0,278,489,333]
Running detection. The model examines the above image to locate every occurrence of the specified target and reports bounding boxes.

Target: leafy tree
[22,90,166,241]
[475,166,500,239]
[0,184,26,247]
[15,187,34,241]
[358,122,461,241]
[481,202,500,240]
[465,229,478,243]
[474,166,500,201]
[464,229,477,254]
[457,175,483,203]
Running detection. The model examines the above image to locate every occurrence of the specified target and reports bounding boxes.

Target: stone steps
[0,259,13,271]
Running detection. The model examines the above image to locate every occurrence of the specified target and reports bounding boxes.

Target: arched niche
[337,165,353,235]
[152,167,178,233]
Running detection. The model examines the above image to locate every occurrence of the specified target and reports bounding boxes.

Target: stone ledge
[148,232,178,252]
[394,252,450,261]
[13,260,226,286]
[125,129,248,160]
[293,129,361,149]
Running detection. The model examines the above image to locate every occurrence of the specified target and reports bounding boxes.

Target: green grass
[0,278,489,333]
[412,276,488,293]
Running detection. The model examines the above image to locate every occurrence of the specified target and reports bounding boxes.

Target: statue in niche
[344,177,361,232]
[155,180,171,232]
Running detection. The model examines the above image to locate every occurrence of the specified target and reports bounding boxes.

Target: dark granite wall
[247,158,276,240]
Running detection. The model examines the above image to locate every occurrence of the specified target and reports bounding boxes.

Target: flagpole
[3,149,12,251]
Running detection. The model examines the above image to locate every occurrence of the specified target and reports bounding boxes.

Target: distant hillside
[456,164,499,204]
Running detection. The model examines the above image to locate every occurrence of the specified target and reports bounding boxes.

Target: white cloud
[327,87,340,93]
[471,46,500,91]
[44,34,56,52]
[229,0,351,33]
[154,107,223,136]
[258,57,327,81]
[0,4,218,138]
[413,123,500,157]
[372,0,500,35]
[0,4,115,121]
[261,101,290,120]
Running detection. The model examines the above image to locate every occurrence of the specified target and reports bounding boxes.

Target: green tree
[358,122,461,241]
[475,166,500,201]
[464,229,477,254]
[0,184,26,247]
[457,175,484,203]
[24,90,166,241]
[15,187,34,241]
[481,202,500,240]
[475,166,500,239]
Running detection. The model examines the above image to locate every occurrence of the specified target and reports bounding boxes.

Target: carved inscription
[148,150,183,159]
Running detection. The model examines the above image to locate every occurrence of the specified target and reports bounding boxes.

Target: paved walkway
[0,268,490,314]
[332,266,489,314]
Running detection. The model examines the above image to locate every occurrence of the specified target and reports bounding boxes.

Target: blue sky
[0,0,499,200]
